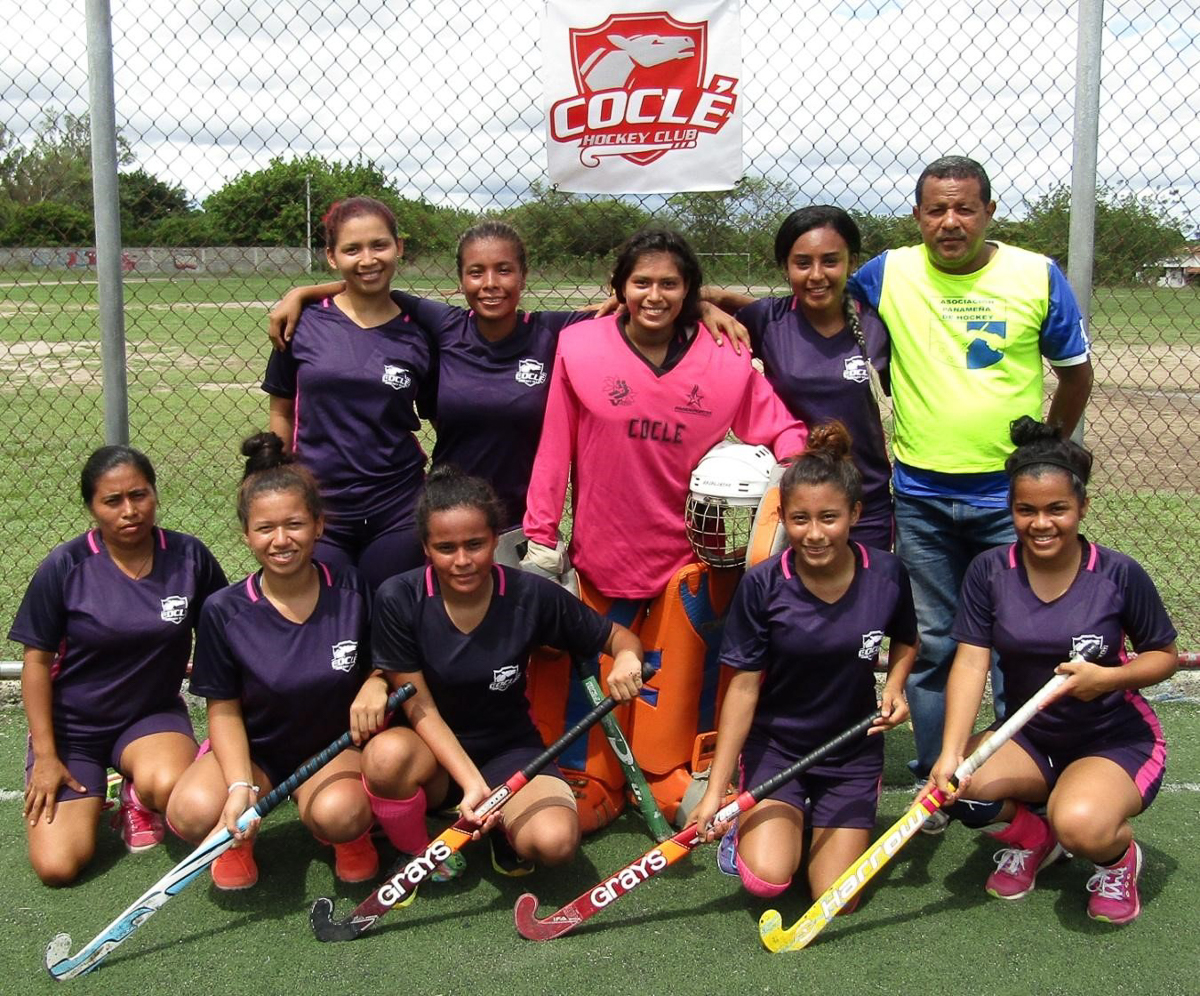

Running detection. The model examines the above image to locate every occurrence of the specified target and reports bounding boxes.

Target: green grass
[1,273,1198,657]
[0,695,1197,994]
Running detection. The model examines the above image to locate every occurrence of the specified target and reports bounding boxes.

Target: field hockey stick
[514,710,880,940]
[44,682,417,980]
[309,661,656,942]
[759,669,1071,953]
[570,654,673,842]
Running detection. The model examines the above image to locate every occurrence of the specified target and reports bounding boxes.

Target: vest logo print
[382,364,411,390]
[858,630,884,661]
[843,356,870,384]
[490,664,521,692]
[603,376,635,406]
[549,13,738,169]
[675,383,711,417]
[159,595,189,625]
[331,640,358,672]
[1071,633,1108,662]
[516,358,547,387]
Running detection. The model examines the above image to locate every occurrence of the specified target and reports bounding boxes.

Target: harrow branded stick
[44,683,418,980]
[309,662,655,942]
[571,655,672,843]
[759,670,1071,953]
[514,711,880,940]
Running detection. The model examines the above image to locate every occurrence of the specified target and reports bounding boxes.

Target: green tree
[503,181,652,265]
[0,109,133,208]
[119,169,190,245]
[0,201,93,246]
[667,177,798,265]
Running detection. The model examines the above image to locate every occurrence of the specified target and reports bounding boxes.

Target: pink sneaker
[1086,840,1142,924]
[112,780,164,853]
[985,805,1062,900]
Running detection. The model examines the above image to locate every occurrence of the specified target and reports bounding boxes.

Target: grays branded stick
[44,683,417,979]
[514,710,880,940]
[571,654,672,842]
[759,670,1071,952]
[309,662,655,942]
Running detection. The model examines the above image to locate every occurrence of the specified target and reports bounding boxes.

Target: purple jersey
[720,543,917,760]
[393,291,587,528]
[189,562,371,780]
[8,528,226,742]
[953,539,1176,742]
[372,564,611,757]
[736,296,892,530]
[262,298,433,519]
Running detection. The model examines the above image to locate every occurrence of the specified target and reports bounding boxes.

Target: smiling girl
[262,197,433,586]
[359,466,645,874]
[703,207,893,548]
[930,417,1177,924]
[166,433,387,890]
[689,422,916,903]
[10,446,226,884]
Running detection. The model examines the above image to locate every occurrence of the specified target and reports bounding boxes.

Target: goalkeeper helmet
[684,442,776,568]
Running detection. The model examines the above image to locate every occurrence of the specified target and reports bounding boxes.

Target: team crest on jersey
[382,364,411,391]
[159,595,188,625]
[330,640,358,672]
[1071,634,1108,662]
[548,13,738,168]
[843,356,870,384]
[489,664,521,692]
[515,358,547,387]
[858,630,884,661]
[603,376,635,406]
[674,383,711,417]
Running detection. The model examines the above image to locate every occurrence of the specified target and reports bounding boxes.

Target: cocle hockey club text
[550,81,737,141]
[588,850,669,907]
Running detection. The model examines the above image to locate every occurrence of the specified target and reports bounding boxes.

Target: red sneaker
[985,805,1062,900]
[212,842,258,891]
[112,780,164,853]
[1086,840,1142,925]
[333,832,379,884]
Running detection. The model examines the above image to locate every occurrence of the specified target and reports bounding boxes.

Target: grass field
[1,687,1197,995]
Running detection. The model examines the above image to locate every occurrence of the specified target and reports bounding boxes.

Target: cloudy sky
[3,0,1197,224]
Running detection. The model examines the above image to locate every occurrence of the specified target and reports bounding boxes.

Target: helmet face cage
[684,492,757,568]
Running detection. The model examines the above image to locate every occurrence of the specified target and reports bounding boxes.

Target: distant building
[1156,245,1200,287]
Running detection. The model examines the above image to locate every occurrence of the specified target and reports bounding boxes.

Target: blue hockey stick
[44,682,416,979]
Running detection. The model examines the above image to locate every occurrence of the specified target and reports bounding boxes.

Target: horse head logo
[580,33,696,91]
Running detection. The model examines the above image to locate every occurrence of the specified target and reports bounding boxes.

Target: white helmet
[684,441,776,568]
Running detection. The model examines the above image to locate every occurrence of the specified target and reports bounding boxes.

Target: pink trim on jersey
[1007,543,1018,568]
[86,530,100,554]
[1085,542,1099,571]
[244,574,259,602]
[424,565,435,597]
[1123,689,1167,797]
[780,548,793,580]
[855,542,870,568]
[317,561,332,586]
[292,390,301,453]
[523,315,807,599]
[155,527,167,550]
[321,297,331,309]
[495,564,506,595]
[789,296,798,312]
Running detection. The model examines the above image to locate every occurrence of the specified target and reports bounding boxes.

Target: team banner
[544,0,742,193]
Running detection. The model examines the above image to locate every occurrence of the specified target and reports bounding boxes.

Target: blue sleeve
[1117,558,1178,653]
[262,341,297,398]
[1040,262,1090,363]
[7,549,71,651]
[950,554,996,647]
[847,253,887,310]
[370,579,423,674]
[886,562,919,646]
[732,297,772,355]
[188,601,243,700]
[718,569,771,671]
[535,577,612,661]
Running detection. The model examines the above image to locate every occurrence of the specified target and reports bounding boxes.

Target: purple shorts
[440,736,566,808]
[1008,715,1167,810]
[26,699,194,803]
[740,735,882,830]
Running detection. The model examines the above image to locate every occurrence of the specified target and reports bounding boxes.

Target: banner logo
[549,13,738,170]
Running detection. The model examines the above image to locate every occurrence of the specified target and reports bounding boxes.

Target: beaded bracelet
[227,780,259,794]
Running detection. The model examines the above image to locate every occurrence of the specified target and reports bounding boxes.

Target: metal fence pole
[85,0,129,445]
[1066,0,1104,442]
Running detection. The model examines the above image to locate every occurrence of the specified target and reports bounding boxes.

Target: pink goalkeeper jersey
[523,316,808,598]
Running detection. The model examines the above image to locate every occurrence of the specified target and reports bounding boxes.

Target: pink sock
[364,780,429,854]
[989,803,1049,848]
[736,851,790,898]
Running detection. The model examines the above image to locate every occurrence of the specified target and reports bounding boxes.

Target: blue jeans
[893,492,1015,779]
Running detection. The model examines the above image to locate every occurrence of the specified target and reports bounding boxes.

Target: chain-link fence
[2,0,1197,656]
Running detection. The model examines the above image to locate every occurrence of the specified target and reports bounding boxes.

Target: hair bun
[240,431,291,479]
[805,420,853,462]
[1009,415,1061,448]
